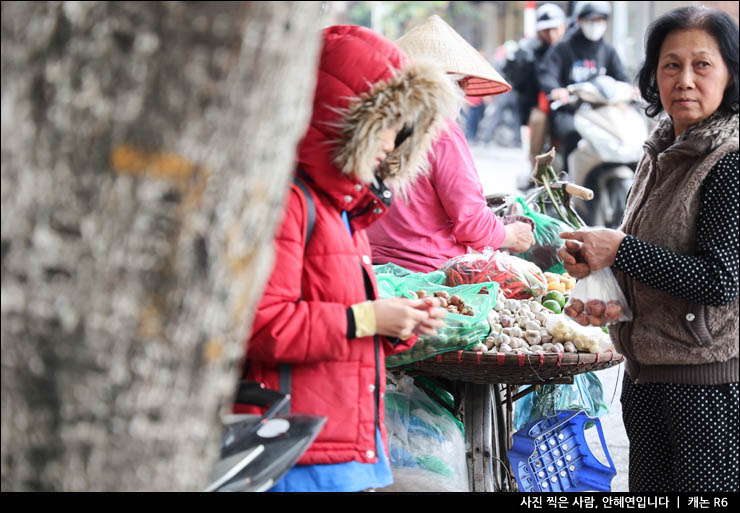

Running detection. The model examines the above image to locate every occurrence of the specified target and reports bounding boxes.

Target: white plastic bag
[563,268,633,327]
[546,314,614,353]
[380,374,469,492]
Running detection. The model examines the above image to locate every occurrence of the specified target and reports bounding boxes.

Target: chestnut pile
[413,290,475,317]
[564,298,623,326]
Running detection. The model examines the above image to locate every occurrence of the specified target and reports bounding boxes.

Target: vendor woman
[367,15,535,273]
[559,6,738,492]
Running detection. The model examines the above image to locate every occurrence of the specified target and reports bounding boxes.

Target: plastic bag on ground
[562,268,633,327]
[380,374,469,492]
[441,248,547,300]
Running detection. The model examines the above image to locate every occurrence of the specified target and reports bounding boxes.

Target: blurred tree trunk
[1,1,322,491]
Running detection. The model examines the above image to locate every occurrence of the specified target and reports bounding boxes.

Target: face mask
[581,21,607,41]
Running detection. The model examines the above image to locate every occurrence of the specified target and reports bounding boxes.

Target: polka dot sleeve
[613,151,739,306]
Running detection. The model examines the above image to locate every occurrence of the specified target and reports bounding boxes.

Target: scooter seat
[208,413,327,492]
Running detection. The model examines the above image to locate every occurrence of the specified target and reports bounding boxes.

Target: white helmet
[536,4,566,31]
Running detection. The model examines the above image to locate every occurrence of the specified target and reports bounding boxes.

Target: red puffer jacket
[237,25,460,466]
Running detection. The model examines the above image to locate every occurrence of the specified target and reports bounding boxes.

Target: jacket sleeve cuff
[613,234,638,272]
[488,215,508,251]
[350,301,376,338]
[346,307,357,339]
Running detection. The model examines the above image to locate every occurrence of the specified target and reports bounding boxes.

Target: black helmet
[575,1,611,20]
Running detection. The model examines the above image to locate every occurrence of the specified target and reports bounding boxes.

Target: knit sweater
[608,111,739,385]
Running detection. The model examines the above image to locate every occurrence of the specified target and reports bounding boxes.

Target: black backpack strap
[275,172,316,415]
[293,172,316,252]
[239,172,316,416]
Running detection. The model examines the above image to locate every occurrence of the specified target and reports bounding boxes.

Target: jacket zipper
[619,158,662,384]
[374,334,380,444]
[360,265,380,460]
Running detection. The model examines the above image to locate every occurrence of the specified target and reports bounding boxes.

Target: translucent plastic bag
[374,262,416,278]
[385,281,498,368]
[381,374,469,492]
[562,268,633,327]
[373,263,446,284]
[374,263,446,298]
[513,372,609,431]
[441,248,547,300]
[546,314,615,354]
[511,197,572,274]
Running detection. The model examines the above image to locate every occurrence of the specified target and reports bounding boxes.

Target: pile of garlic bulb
[470,292,559,354]
[468,291,614,355]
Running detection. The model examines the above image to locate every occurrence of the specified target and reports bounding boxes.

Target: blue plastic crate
[507,410,616,492]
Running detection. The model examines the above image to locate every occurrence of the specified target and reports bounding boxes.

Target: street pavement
[469,140,630,493]
[591,364,630,493]
[469,141,531,198]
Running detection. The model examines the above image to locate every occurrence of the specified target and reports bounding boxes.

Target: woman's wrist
[613,234,635,271]
[349,301,376,338]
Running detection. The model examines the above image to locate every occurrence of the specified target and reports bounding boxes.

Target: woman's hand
[502,221,536,253]
[372,297,447,339]
[557,240,591,279]
[558,228,626,277]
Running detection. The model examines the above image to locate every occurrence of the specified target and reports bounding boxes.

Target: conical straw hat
[396,15,511,97]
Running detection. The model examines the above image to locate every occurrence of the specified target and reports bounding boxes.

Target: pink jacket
[367,119,506,272]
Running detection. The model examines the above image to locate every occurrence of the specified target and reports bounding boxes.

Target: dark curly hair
[637,6,739,118]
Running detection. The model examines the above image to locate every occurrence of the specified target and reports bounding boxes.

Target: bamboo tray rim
[402,349,624,385]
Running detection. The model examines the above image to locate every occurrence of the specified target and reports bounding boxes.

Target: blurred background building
[321,1,739,82]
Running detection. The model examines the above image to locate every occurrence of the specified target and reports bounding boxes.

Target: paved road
[590,364,630,492]
[470,140,631,492]
[469,142,531,198]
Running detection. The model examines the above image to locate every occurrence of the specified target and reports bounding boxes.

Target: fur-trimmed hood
[295,25,462,228]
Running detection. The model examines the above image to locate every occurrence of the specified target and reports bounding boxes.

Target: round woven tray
[402,349,624,385]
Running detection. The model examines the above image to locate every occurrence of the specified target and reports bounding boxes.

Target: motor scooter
[205,381,326,492]
[550,75,650,228]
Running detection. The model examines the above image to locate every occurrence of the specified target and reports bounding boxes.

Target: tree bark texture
[1,1,322,491]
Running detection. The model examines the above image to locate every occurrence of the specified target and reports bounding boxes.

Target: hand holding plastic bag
[563,268,632,327]
[510,197,573,274]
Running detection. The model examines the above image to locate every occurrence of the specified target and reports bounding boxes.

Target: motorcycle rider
[537,1,630,171]
[504,3,567,167]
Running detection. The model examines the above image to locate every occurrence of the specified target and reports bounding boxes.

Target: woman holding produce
[558,7,738,493]
[238,25,458,492]
[366,15,535,274]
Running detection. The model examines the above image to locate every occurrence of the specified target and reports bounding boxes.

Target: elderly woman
[558,7,738,492]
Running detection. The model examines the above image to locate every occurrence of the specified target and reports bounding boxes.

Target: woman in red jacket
[239,26,462,492]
